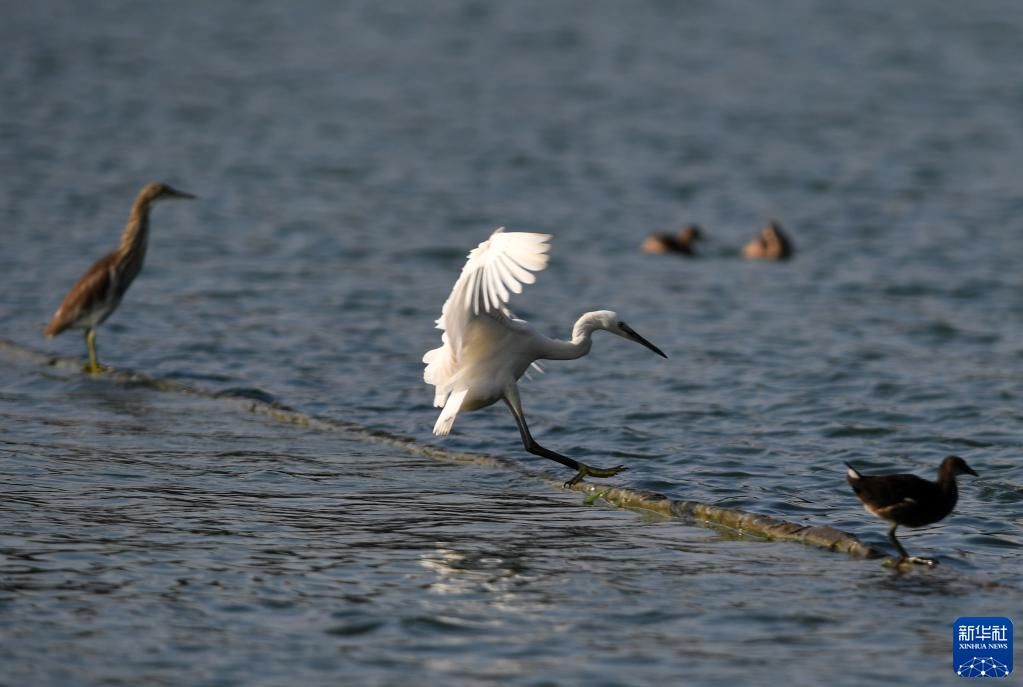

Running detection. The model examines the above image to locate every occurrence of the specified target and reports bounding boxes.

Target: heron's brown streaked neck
[117,195,153,256]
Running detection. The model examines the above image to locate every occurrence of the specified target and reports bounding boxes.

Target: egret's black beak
[620,323,668,359]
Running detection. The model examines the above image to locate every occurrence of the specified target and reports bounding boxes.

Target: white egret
[423,228,668,486]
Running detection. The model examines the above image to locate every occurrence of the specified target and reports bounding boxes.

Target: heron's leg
[83,328,106,374]
[503,385,626,487]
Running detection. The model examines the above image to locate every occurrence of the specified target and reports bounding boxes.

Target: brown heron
[742,220,794,260]
[44,182,195,373]
[846,455,977,566]
[641,224,703,255]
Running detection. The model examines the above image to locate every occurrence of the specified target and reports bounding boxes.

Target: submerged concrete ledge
[1,337,885,561]
[567,482,883,558]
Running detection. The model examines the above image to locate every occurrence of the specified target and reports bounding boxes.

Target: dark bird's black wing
[849,473,949,526]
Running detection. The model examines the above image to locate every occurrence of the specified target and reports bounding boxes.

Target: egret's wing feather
[523,360,544,380]
[467,229,550,316]
[423,228,551,402]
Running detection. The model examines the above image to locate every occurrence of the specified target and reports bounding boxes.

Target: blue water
[1,1,1022,684]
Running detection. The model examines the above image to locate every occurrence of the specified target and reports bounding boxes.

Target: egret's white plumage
[423,229,550,415]
[423,228,668,486]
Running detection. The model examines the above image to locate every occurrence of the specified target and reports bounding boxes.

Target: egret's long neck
[539,315,599,360]
[116,195,152,281]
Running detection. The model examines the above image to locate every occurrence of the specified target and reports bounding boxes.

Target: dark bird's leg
[503,388,626,487]
[887,523,909,562]
[83,328,106,374]
[888,523,937,567]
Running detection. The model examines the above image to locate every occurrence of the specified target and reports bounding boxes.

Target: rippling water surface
[2,1,1022,685]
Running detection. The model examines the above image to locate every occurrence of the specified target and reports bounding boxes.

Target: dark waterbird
[845,455,977,566]
[44,182,195,373]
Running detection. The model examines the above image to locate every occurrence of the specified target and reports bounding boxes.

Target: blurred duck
[742,220,793,260]
[641,224,703,256]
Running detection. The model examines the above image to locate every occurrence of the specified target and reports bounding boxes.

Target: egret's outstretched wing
[423,228,551,406]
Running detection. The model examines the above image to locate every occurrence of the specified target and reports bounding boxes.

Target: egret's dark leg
[887,523,936,567]
[503,386,626,487]
[84,328,106,374]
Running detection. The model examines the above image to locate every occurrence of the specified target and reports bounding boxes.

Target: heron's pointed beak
[168,187,196,200]
[620,323,668,359]
[963,465,979,477]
